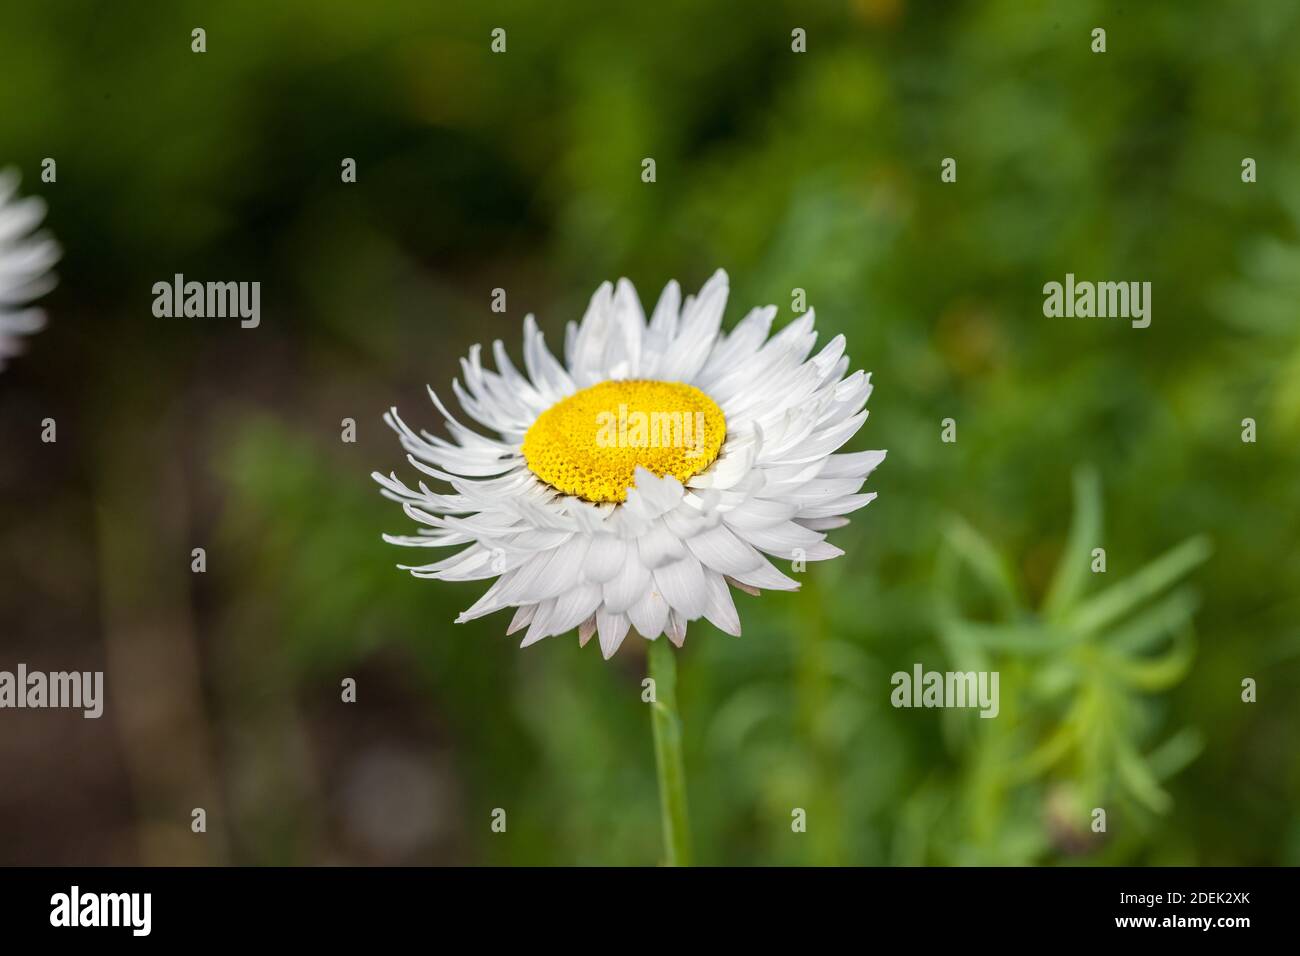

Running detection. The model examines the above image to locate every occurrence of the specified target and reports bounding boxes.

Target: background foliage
[1,0,1297,865]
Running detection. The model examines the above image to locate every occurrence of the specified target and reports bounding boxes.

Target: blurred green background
[1,0,1297,866]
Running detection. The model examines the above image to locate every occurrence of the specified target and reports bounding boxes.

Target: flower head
[374,270,883,657]
[0,168,59,370]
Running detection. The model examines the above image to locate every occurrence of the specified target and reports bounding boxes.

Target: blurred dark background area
[1,0,1298,865]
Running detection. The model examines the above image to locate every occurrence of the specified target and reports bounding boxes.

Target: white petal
[654,552,708,619]
[548,583,604,636]
[818,449,886,480]
[596,608,632,658]
[701,572,741,636]
[629,590,670,640]
[637,519,687,568]
[625,467,685,520]
[519,598,558,646]
[582,535,627,583]
[741,520,826,559]
[508,604,537,635]
[684,523,763,578]
[603,552,652,613]
[666,610,688,647]
[727,553,801,592]
[797,491,878,520]
[723,497,799,531]
[656,269,728,382]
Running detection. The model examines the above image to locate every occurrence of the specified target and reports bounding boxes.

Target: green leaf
[1017,721,1078,780]
[1146,728,1204,781]
[942,516,1021,618]
[1105,587,1201,656]
[1115,740,1172,814]
[1108,628,1196,692]
[1067,536,1213,636]
[1043,466,1103,622]
[944,618,1064,654]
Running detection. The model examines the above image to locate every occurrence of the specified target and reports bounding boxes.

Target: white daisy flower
[374,269,883,658]
[0,168,60,370]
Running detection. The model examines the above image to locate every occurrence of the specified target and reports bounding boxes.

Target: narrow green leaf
[1105,587,1200,656]
[1109,628,1195,692]
[1016,721,1078,780]
[943,516,1021,617]
[1115,740,1172,814]
[946,619,1063,654]
[1043,466,1103,621]
[1146,728,1204,781]
[1068,535,1213,636]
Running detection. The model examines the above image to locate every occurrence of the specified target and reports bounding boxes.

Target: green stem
[648,637,692,866]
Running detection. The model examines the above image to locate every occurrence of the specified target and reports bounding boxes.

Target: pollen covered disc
[522,379,726,503]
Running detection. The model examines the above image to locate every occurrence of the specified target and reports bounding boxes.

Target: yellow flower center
[522,379,726,503]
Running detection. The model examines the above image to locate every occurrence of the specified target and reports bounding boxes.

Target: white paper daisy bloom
[374,269,884,658]
[0,168,60,370]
